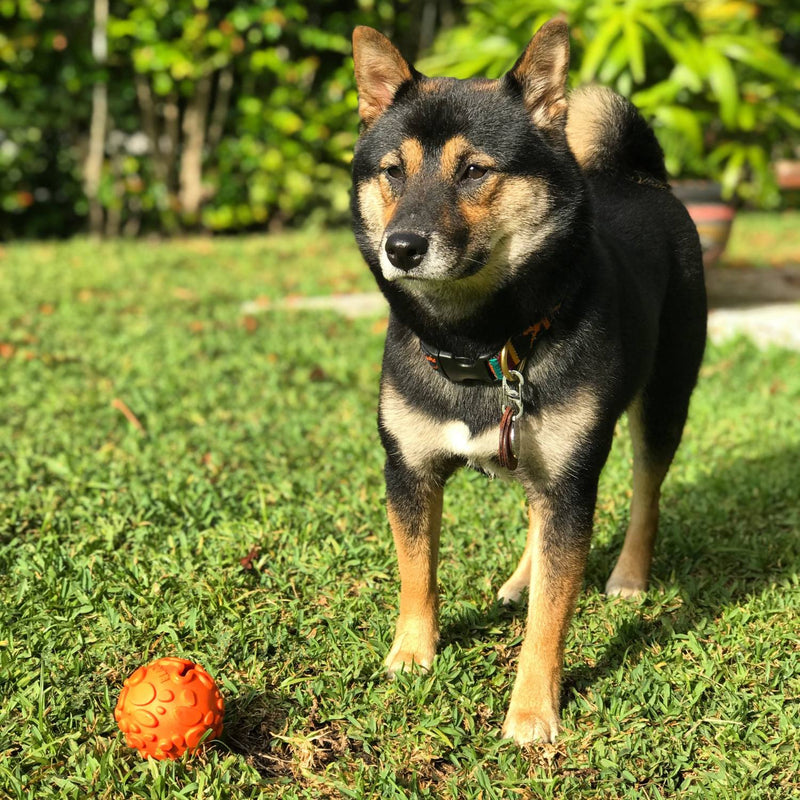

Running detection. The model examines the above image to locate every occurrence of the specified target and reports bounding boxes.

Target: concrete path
[705,266,800,350]
[250,266,800,352]
[707,304,800,350]
[241,292,387,319]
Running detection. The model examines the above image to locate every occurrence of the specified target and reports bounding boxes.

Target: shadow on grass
[706,264,800,308]
[224,680,377,781]
[222,445,798,762]
[572,444,799,693]
[441,445,800,696]
[223,685,291,779]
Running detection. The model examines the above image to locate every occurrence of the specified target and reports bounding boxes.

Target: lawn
[721,209,800,268]
[1,218,799,799]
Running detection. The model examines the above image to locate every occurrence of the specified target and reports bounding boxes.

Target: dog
[350,19,706,744]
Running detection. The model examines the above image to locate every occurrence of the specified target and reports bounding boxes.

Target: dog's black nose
[385,232,429,271]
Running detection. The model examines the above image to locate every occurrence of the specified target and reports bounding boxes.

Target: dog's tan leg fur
[606,400,668,598]
[385,486,443,674]
[497,513,535,604]
[502,504,586,744]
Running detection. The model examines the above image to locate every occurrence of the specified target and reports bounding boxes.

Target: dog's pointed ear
[352,26,416,126]
[505,19,570,131]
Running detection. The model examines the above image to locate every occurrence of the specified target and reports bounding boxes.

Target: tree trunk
[85,0,109,236]
[134,73,168,183]
[163,91,180,191]
[207,66,233,152]
[178,74,212,222]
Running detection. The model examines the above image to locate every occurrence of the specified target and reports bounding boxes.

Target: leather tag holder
[498,406,519,471]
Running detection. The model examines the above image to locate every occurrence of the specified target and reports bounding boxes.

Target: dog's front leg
[502,496,591,744]
[383,456,444,675]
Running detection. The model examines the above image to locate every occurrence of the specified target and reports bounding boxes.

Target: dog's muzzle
[384,231,429,271]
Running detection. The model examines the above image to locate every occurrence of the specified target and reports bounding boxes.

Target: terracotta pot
[672,180,736,268]
[775,159,800,191]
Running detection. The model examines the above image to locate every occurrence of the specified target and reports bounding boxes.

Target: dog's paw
[384,631,436,676]
[497,576,527,605]
[501,707,561,745]
[605,573,647,599]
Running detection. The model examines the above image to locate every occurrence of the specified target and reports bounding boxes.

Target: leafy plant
[421,0,800,206]
[103,0,364,233]
[0,0,94,237]
[0,0,410,237]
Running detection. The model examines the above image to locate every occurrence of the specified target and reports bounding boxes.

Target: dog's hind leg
[606,310,704,598]
[498,507,536,604]
[605,395,670,598]
[606,237,706,599]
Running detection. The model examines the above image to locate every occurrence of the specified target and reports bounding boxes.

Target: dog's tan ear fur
[352,26,415,126]
[507,19,570,130]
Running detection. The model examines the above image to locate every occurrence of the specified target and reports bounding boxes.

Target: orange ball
[114,657,225,760]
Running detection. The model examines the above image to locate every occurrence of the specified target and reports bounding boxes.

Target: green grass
[721,209,800,268]
[1,230,799,799]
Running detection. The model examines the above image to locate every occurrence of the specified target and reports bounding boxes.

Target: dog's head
[351,20,584,318]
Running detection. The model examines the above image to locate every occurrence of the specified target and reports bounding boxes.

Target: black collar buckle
[419,341,503,385]
[417,303,561,386]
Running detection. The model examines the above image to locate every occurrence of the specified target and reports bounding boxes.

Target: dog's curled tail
[566,85,667,185]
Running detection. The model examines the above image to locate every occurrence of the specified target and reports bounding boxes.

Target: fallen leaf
[111,397,147,436]
[242,315,259,333]
[240,546,261,571]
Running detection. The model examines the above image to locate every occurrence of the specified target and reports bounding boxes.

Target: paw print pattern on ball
[114,657,225,760]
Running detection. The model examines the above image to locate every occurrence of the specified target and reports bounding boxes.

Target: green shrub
[106,1,362,233]
[7,0,794,236]
[421,0,800,206]
[0,0,93,237]
[0,0,409,237]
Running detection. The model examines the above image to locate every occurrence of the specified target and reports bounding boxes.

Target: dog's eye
[461,164,489,182]
[385,165,405,181]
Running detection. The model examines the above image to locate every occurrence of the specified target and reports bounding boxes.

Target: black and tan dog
[350,19,706,744]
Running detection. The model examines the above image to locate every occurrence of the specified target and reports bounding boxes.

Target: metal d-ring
[499,343,514,382]
[500,343,527,382]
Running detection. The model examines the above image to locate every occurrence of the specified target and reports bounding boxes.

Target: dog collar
[419,307,559,385]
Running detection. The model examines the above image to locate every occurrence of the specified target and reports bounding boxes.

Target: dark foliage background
[0,0,456,239]
[1,0,798,240]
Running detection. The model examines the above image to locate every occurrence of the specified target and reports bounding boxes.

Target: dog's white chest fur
[442,421,503,473]
[379,379,599,482]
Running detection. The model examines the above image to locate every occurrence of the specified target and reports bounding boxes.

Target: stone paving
[252,266,800,352]
[705,266,800,351]
[707,303,800,350]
